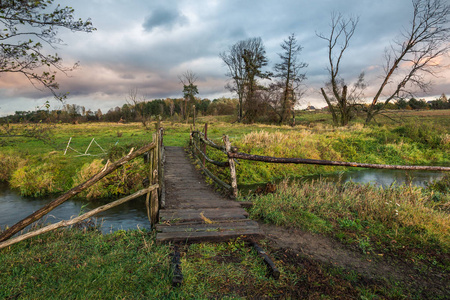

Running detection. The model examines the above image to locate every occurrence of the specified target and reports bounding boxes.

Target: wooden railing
[0,120,164,249]
[190,124,238,197]
[190,123,450,198]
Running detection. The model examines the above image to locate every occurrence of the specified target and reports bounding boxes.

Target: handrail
[191,136,229,167]
[227,152,450,171]
[190,124,234,194]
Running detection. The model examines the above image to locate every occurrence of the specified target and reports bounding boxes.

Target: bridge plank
[156,228,263,244]
[157,146,262,244]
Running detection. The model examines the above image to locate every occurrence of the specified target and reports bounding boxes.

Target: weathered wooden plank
[156,228,264,244]
[156,220,260,233]
[160,208,249,222]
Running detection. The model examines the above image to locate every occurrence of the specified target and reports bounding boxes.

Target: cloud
[143,7,188,32]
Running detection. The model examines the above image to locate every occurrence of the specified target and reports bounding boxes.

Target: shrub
[72,158,147,200]
[0,153,27,182]
[10,164,56,197]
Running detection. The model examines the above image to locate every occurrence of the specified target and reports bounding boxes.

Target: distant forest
[1,95,449,124]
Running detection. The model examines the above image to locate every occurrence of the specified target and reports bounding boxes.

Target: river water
[0,168,446,234]
[0,182,150,234]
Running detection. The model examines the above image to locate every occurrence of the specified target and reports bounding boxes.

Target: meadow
[0,110,449,298]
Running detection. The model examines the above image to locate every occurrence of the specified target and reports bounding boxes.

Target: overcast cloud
[0,0,449,116]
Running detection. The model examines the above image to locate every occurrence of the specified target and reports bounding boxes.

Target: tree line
[1,98,239,124]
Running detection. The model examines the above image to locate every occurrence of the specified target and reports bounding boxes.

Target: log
[191,149,232,192]
[251,241,280,279]
[223,135,238,198]
[202,123,208,166]
[0,142,157,243]
[171,246,183,287]
[228,152,450,171]
[0,185,158,250]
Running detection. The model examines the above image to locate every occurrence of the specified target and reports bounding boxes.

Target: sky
[0,0,449,116]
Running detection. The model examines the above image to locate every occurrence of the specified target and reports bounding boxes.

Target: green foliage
[10,163,59,197]
[0,152,27,182]
[0,0,95,98]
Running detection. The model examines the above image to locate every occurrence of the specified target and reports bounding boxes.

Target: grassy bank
[0,225,433,299]
[204,120,449,186]
[247,179,449,273]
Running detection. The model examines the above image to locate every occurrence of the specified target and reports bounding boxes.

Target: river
[0,182,150,234]
[0,168,446,234]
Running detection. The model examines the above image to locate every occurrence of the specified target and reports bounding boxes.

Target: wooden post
[149,129,160,227]
[171,245,183,287]
[202,123,208,166]
[223,135,238,198]
[192,105,196,129]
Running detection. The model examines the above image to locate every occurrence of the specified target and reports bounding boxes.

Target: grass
[0,225,417,299]
[1,110,448,196]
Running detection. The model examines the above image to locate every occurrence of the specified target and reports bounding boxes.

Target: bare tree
[178,70,198,121]
[274,33,308,124]
[317,13,363,126]
[365,0,450,123]
[126,87,150,128]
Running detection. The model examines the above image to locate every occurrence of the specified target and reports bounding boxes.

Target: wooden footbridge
[155,146,263,244]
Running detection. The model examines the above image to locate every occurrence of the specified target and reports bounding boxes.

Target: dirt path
[260,223,449,297]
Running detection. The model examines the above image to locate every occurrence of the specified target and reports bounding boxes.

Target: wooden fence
[190,123,450,198]
[0,121,164,250]
[190,124,238,197]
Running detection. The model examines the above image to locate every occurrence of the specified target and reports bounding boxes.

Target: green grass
[0,226,411,299]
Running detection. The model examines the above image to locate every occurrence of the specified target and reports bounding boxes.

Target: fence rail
[190,123,450,198]
[190,128,234,193]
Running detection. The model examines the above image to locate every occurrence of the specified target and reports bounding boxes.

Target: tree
[126,87,150,128]
[365,0,450,123]
[0,1,95,99]
[220,37,270,123]
[178,70,198,121]
[317,13,365,126]
[273,33,308,124]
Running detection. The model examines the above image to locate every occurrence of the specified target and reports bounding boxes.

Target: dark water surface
[0,182,150,234]
[240,168,446,194]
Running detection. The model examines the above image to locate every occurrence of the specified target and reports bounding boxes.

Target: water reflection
[322,169,444,188]
[240,168,445,194]
[0,182,151,234]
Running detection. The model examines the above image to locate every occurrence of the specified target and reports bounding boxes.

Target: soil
[260,223,450,299]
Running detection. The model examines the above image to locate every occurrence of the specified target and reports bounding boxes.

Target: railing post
[223,135,238,198]
[202,123,208,166]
